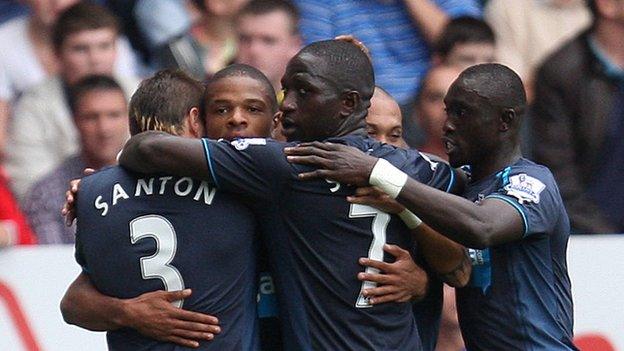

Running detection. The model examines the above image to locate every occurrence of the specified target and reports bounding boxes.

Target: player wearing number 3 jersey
[74,70,260,350]
[119,40,462,350]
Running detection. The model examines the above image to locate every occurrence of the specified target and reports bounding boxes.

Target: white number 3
[349,204,390,308]
[130,215,185,307]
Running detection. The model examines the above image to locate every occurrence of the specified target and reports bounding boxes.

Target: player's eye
[216,107,229,114]
[248,106,262,113]
[298,88,307,96]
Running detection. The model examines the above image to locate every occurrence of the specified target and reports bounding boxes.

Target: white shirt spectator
[0,16,142,102]
[4,75,138,200]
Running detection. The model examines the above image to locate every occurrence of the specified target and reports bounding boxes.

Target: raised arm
[402,0,450,44]
[119,131,209,180]
[60,272,220,348]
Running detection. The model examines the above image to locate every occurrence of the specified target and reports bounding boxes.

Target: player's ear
[499,108,515,132]
[340,90,361,118]
[188,107,205,137]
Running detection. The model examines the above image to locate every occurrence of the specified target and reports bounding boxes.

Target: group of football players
[61,39,576,351]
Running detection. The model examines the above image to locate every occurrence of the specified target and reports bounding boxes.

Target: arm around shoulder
[119,131,209,179]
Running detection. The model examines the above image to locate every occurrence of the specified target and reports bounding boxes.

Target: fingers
[359,257,395,273]
[164,289,193,302]
[170,309,220,326]
[357,271,393,285]
[170,329,214,341]
[383,244,411,260]
[297,169,332,181]
[346,195,380,205]
[354,187,376,197]
[297,141,338,150]
[362,285,398,298]
[164,336,200,349]
[171,319,221,334]
[285,142,338,154]
[70,178,81,192]
[286,155,331,168]
[83,168,95,176]
[368,293,408,305]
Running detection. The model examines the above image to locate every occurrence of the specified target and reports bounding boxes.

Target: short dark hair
[239,0,300,34]
[129,69,204,136]
[202,63,278,116]
[53,1,120,52]
[435,16,495,57]
[68,75,125,115]
[460,63,526,112]
[298,40,375,108]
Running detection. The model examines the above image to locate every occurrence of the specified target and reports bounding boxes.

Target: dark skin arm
[60,273,220,348]
[284,142,524,249]
[119,131,209,179]
[348,187,471,287]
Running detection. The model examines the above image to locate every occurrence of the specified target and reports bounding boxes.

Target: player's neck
[594,21,624,68]
[470,144,522,182]
[335,116,368,139]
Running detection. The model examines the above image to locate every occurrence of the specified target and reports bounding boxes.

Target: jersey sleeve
[485,167,561,237]
[202,138,293,201]
[400,151,460,194]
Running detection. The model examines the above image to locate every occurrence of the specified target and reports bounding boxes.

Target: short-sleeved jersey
[458,158,576,351]
[202,135,456,350]
[75,166,259,351]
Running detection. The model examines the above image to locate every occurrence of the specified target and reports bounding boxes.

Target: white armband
[369,158,408,199]
[398,209,423,229]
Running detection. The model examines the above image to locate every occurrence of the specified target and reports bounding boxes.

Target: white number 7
[349,204,390,308]
[130,215,185,308]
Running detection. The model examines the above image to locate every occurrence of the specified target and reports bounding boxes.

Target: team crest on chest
[504,174,545,204]
[231,138,267,150]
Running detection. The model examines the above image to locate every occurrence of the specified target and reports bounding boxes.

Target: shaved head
[297,40,375,102]
[456,63,527,114]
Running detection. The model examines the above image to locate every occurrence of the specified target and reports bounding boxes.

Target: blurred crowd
[0,0,621,350]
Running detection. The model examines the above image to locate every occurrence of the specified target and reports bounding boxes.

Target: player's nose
[228,108,248,127]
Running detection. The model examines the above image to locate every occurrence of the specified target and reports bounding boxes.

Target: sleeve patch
[503,174,546,204]
[231,138,267,150]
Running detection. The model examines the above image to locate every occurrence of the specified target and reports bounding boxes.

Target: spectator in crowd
[188,0,250,75]
[22,75,128,245]
[485,0,590,97]
[4,2,139,200]
[0,0,140,158]
[0,0,28,24]
[433,16,496,71]
[413,65,463,159]
[235,0,302,93]
[292,0,481,107]
[532,0,624,234]
[0,169,36,247]
[366,86,408,148]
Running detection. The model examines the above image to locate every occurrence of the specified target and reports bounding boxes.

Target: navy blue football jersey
[75,166,259,351]
[411,260,443,351]
[458,158,576,351]
[201,135,457,350]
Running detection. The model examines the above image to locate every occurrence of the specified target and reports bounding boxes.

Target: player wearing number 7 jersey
[73,70,260,350]
[120,40,463,350]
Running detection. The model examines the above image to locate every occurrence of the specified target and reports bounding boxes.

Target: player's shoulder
[500,158,561,205]
[507,158,557,186]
